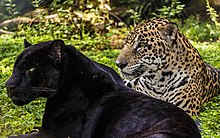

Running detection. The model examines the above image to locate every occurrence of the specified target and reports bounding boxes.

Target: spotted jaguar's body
[116,18,220,116]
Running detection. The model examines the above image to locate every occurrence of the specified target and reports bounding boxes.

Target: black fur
[5,40,201,138]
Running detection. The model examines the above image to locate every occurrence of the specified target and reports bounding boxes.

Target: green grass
[194,41,220,137]
[0,34,220,137]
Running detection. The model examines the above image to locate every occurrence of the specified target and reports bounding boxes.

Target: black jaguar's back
[6,40,200,138]
[92,91,199,138]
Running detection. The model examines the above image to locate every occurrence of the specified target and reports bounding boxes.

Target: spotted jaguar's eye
[133,35,146,53]
[133,39,139,49]
[136,47,142,52]
[134,41,144,53]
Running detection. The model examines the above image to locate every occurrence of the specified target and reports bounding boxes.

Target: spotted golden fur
[116,18,220,116]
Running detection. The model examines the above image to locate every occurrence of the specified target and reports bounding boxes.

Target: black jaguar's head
[5,39,65,106]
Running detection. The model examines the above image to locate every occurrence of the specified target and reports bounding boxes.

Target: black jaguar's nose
[5,75,19,92]
[6,85,16,92]
[115,60,128,69]
[5,85,16,98]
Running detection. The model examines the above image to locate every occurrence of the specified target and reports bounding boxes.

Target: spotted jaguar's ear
[159,23,178,44]
[24,39,32,48]
[49,40,65,63]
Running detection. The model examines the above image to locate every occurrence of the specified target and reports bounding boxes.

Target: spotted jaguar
[116,18,220,116]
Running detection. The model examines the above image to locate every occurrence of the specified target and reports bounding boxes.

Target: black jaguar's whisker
[31,87,56,92]
[30,87,56,96]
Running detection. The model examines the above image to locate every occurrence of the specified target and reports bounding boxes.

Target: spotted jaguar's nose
[115,60,128,69]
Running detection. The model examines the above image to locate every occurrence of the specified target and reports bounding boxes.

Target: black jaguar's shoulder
[65,45,125,87]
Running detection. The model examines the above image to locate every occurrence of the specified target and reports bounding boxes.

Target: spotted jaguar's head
[116,18,179,79]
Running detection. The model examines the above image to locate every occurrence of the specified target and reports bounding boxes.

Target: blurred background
[0,0,220,42]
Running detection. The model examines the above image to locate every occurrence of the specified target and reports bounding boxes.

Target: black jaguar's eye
[25,67,35,76]
[28,67,35,72]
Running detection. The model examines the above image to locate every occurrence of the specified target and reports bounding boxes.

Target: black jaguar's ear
[24,39,32,48]
[49,40,65,63]
[159,23,178,44]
